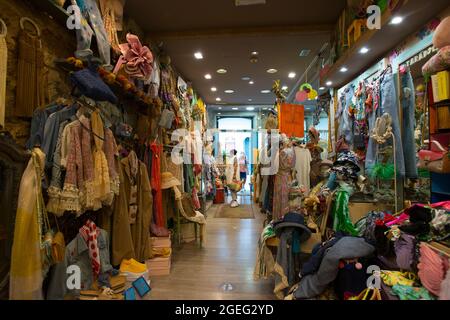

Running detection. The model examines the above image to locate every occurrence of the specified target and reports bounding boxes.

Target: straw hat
[161,172,181,190]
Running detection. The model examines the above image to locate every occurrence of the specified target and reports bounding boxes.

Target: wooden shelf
[322,0,450,89]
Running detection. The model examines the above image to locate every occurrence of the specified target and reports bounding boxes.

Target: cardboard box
[151,236,171,248]
[146,256,171,276]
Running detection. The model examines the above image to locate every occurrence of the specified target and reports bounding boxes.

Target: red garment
[150,143,164,227]
[279,103,305,138]
[79,220,101,277]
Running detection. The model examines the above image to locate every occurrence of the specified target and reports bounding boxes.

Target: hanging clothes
[294,146,312,195]
[9,148,46,300]
[150,142,164,227]
[273,147,296,220]
[0,19,7,128]
[98,0,121,53]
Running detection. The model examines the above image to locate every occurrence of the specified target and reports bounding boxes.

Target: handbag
[418,140,450,173]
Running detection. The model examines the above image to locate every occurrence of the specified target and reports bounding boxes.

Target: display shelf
[322,0,450,89]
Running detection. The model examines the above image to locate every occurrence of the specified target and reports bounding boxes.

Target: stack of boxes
[146,235,172,276]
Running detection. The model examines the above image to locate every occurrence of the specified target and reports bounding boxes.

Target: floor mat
[214,204,255,219]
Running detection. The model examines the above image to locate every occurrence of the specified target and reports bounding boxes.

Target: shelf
[27,0,71,28]
[321,0,450,89]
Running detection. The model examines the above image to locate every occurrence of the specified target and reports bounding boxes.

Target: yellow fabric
[381,271,417,287]
[152,247,172,258]
[91,110,111,206]
[9,149,45,300]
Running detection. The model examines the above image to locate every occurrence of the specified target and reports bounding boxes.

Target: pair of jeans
[365,89,381,173]
[338,85,355,145]
[379,73,406,177]
[400,70,419,179]
[73,0,111,66]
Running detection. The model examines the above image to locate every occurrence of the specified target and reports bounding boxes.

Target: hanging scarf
[0,19,7,128]
[91,110,111,207]
[150,142,164,227]
[99,0,121,53]
[79,220,101,277]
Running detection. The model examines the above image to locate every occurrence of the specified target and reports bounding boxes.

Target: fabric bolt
[9,149,46,300]
[47,228,113,299]
[273,147,296,220]
[293,237,375,299]
[150,143,164,227]
[79,220,101,276]
[400,69,418,179]
[294,147,312,195]
[73,0,111,66]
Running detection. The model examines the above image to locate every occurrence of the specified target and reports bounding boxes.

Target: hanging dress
[272,147,296,220]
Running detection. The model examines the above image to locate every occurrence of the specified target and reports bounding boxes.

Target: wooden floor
[147,195,275,300]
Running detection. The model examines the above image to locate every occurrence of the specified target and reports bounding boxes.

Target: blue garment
[380,73,405,177]
[400,70,418,179]
[26,104,61,150]
[365,90,381,173]
[338,85,355,146]
[42,105,78,169]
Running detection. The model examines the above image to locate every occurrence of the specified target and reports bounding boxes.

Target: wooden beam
[149,24,334,40]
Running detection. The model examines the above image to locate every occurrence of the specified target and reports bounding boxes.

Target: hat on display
[273,212,312,241]
[308,126,320,144]
[334,151,360,172]
[161,172,181,190]
[320,159,334,168]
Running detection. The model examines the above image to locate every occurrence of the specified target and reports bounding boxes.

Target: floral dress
[272,147,296,220]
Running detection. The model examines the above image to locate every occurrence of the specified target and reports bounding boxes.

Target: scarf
[79,220,101,277]
[0,19,7,128]
[91,110,111,206]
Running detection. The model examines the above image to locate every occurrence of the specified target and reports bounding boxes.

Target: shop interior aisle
[148,196,274,300]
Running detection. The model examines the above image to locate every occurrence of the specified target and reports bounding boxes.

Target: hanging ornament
[295,83,318,102]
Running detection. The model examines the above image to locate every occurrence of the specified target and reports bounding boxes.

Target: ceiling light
[248,99,253,102]
[217,68,227,74]
[261,90,271,94]
[218,107,222,110]
[288,72,296,79]
[391,16,403,25]
[194,52,203,60]
[340,67,348,73]
[225,90,234,94]
[211,87,217,92]
[262,108,268,110]
[326,81,333,86]
[251,51,259,55]
[249,81,254,85]
[217,113,221,115]
[242,76,251,81]
[282,86,288,91]
[267,69,278,74]
[235,0,266,6]
[232,107,239,110]
[204,74,212,79]
[216,97,222,102]
[360,47,370,54]
[319,87,325,90]
[246,107,255,111]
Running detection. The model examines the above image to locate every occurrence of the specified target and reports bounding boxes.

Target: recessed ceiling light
[232,107,239,110]
[299,49,311,57]
[248,99,253,102]
[288,72,296,79]
[218,107,222,110]
[194,52,203,60]
[217,113,221,115]
[205,74,212,79]
[242,76,251,81]
[319,87,325,90]
[391,16,403,25]
[267,69,278,74]
[217,68,227,74]
[211,87,217,92]
[261,90,271,94]
[249,81,254,85]
[340,67,348,73]
[360,47,370,54]
[246,107,255,111]
[216,97,222,102]
[282,86,288,91]
[251,51,259,55]
[225,90,234,94]
[326,81,333,86]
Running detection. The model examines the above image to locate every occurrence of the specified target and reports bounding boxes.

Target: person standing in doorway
[226,149,239,208]
[239,152,249,190]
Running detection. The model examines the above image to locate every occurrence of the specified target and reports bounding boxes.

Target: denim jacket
[46,229,113,300]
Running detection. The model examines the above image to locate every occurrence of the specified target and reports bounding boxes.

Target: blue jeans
[338,85,355,145]
[365,94,381,173]
[73,0,111,66]
[380,73,405,178]
[401,70,418,179]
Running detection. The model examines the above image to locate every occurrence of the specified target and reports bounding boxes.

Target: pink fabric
[113,33,153,80]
